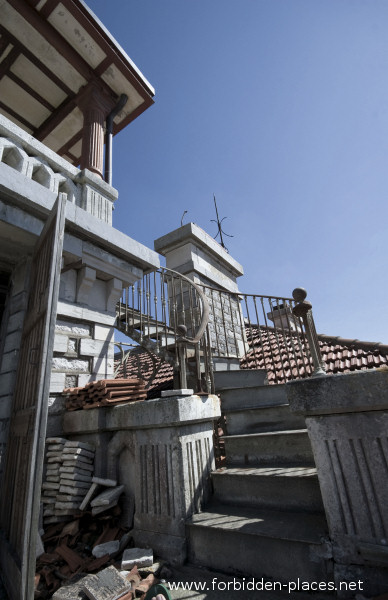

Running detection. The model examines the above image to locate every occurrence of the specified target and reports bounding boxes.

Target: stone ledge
[63,394,221,435]
[154,222,243,278]
[286,369,388,416]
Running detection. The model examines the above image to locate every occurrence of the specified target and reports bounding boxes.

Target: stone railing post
[292,287,326,377]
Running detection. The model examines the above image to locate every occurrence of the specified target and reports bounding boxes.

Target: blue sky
[87,0,388,344]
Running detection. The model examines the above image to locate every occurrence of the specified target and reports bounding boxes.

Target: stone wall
[0,259,30,482]
[62,391,221,564]
[287,369,388,598]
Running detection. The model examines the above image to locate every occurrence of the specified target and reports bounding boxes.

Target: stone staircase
[186,369,333,588]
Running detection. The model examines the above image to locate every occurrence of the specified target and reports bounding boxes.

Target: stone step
[224,402,305,435]
[214,369,268,391]
[223,429,314,466]
[211,466,324,512]
[219,382,287,411]
[186,503,330,584]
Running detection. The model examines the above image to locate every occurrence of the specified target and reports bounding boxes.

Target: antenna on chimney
[211,194,233,252]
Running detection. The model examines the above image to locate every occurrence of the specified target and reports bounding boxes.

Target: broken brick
[134,574,157,595]
[85,554,111,573]
[55,544,85,572]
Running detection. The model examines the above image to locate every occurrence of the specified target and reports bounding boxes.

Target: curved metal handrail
[116,267,212,392]
[161,267,210,344]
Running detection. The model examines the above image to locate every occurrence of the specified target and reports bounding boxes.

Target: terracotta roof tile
[115,348,173,399]
[115,327,388,391]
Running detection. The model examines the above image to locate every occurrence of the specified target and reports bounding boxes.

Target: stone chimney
[154,223,245,369]
[154,222,243,292]
[267,304,301,332]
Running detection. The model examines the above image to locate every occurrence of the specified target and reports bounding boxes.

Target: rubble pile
[35,510,164,600]
[63,379,147,411]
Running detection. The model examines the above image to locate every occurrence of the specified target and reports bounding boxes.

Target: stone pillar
[77,83,115,178]
[62,392,221,564]
[154,223,245,368]
[286,369,388,598]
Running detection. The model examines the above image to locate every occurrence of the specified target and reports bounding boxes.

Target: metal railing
[116,272,326,392]
[116,267,214,392]
[200,284,326,385]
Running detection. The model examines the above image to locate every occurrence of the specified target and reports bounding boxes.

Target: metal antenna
[211,194,233,252]
[181,210,188,226]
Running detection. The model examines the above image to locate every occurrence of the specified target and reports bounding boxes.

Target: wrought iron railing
[201,285,326,384]
[116,267,214,392]
[116,271,326,392]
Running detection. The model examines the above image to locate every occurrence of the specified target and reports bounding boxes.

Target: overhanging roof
[0,0,155,165]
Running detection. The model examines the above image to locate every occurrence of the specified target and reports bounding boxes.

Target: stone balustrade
[0,114,117,224]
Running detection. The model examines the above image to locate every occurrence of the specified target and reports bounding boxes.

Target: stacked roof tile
[115,328,388,393]
[115,348,174,399]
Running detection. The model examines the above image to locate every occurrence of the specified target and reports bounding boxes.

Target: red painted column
[78,83,115,178]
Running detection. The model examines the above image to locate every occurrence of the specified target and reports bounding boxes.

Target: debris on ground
[35,507,162,599]
[63,379,147,411]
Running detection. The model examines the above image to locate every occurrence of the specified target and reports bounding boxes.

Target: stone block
[160,389,193,397]
[52,580,86,600]
[61,472,92,483]
[46,437,67,445]
[54,334,68,353]
[63,447,95,460]
[91,500,118,516]
[92,541,120,558]
[79,338,109,357]
[60,464,93,474]
[63,457,93,467]
[46,451,63,458]
[46,443,65,451]
[55,501,82,510]
[94,325,112,342]
[91,485,124,507]
[42,482,60,490]
[92,477,117,487]
[121,548,153,570]
[60,478,91,489]
[56,320,91,337]
[59,485,89,495]
[65,440,95,452]
[56,494,84,502]
[42,496,56,504]
[52,357,90,373]
[49,372,66,394]
[81,566,130,600]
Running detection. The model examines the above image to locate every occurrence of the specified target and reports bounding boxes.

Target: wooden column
[78,83,115,178]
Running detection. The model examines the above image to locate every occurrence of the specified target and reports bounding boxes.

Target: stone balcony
[0,113,116,225]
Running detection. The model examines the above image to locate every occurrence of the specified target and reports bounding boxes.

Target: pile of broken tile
[36,511,166,600]
[63,379,147,411]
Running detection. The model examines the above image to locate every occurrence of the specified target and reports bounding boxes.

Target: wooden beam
[0,46,20,79]
[56,130,82,161]
[33,95,76,141]
[8,0,97,84]
[0,100,35,131]
[0,25,73,96]
[7,71,55,112]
